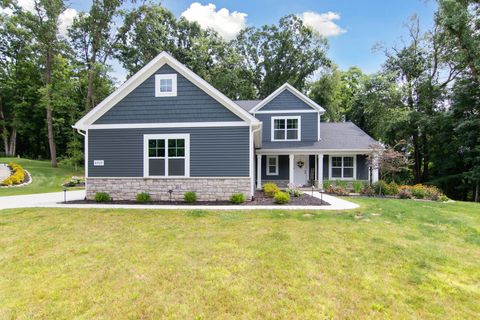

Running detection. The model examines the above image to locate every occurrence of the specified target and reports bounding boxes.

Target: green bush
[335,180,348,189]
[136,192,151,203]
[411,184,426,199]
[184,191,197,203]
[230,193,246,204]
[373,180,389,195]
[323,180,332,191]
[274,191,290,204]
[263,183,280,198]
[94,192,111,202]
[439,194,449,202]
[286,183,302,197]
[352,181,363,193]
[385,182,399,196]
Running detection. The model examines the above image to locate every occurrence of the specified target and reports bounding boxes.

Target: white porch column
[289,154,294,185]
[318,154,324,189]
[256,154,262,189]
[372,155,379,183]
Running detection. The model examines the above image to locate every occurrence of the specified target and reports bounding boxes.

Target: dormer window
[155,74,177,97]
[271,116,301,141]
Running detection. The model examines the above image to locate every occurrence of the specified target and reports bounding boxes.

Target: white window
[144,134,190,177]
[271,116,301,141]
[330,156,355,179]
[266,155,278,175]
[155,74,177,97]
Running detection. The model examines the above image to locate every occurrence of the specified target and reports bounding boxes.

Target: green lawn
[0,157,83,196]
[0,199,479,319]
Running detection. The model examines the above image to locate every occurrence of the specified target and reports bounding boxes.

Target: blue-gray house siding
[88,127,250,177]
[94,64,242,124]
[259,90,313,111]
[255,113,318,142]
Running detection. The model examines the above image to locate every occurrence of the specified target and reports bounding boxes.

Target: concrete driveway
[0,190,86,210]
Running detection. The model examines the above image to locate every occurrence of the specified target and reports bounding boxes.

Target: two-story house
[74,52,379,201]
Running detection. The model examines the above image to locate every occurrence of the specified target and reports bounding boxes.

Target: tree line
[0,0,478,201]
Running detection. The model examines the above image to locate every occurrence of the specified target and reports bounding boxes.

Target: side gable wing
[74,52,260,130]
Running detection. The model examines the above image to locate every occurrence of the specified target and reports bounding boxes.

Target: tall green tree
[235,15,329,98]
[19,0,68,167]
[69,0,124,111]
[0,13,41,157]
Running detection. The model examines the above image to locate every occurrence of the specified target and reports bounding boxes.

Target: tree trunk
[413,131,421,184]
[9,128,16,157]
[422,132,429,182]
[85,56,96,111]
[475,181,479,203]
[45,48,57,167]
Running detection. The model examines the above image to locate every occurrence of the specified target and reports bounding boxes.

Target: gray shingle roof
[234,100,262,112]
[259,122,377,151]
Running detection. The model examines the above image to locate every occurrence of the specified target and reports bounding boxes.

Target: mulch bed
[245,191,328,206]
[65,191,328,206]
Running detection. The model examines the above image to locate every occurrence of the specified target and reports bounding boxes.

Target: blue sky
[69,0,437,80]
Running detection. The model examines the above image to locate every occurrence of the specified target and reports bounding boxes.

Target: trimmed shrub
[263,183,280,198]
[136,192,151,203]
[230,193,246,204]
[398,186,412,199]
[95,192,111,202]
[274,191,290,204]
[184,191,197,203]
[352,181,363,193]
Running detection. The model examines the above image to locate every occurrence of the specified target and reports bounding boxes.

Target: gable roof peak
[250,83,325,113]
[74,51,260,130]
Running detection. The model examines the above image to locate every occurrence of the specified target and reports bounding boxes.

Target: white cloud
[17,0,36,13]
[300,11,346,37]
[58,8,78,37]
[181,2,247,41]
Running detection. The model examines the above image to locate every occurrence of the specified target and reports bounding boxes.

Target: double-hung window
[144,134,189,177]
[266,156,278,175]
[271,116,301,141]
[155,74,177,97]
[331,156,355,179]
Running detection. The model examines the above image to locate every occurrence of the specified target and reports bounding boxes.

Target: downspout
[250,123,262,199]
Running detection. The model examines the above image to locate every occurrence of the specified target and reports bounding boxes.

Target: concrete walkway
[0,164,10,181]
[0,190,359,211]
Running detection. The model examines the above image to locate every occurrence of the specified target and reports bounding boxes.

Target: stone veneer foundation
[86,177,252,201]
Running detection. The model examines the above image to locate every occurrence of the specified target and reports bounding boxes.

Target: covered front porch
[255,151,378,189]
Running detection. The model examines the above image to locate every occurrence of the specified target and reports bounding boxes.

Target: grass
[0,198,479,319]
[0,157,83,196]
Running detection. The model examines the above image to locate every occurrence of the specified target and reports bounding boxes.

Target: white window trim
[329,155,356,180]
[155,74,177,97]
[143,133,190,177]
[271,116,301,142]
[266,155,279,176]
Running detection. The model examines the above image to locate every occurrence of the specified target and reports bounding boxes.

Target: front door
[293,155,308,186]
